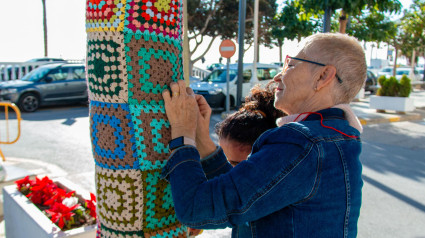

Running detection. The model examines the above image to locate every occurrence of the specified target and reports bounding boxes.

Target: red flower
[15,176,97,230]
[44,188,75,207]
[85,192,97,219]
[46,202,80,229]
[27,177,58,205]
[15,176,35,194]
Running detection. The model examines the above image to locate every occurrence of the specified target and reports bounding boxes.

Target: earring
[314,86,318,91]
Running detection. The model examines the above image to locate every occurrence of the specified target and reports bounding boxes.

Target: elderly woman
[161,33,366,237]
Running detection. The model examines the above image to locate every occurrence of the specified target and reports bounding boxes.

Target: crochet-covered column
[86,1,186,237]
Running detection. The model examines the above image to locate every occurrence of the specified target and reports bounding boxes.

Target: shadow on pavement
[14,104,89,122]
[362,175,425,212]
[360,122,425,182]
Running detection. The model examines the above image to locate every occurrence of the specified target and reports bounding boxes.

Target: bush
[399,75,411,97]
[377,75,411,97]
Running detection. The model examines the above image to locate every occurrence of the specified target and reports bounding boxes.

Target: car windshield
[21,66,52,81]
[381,68,393,73]
[396,70,410,75]
[202,69,237,83]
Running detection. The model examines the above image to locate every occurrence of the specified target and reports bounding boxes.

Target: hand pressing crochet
[162,80,198,141]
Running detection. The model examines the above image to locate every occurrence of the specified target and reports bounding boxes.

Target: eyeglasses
[283,55,343,83]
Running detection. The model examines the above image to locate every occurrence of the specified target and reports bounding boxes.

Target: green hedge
[377,74,411,97]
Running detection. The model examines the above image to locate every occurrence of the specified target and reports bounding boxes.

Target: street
[0,100,425,237]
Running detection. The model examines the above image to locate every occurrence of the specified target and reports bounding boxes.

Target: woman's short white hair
[301,33,367,104]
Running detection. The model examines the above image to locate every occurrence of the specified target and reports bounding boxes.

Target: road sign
[219,40,236,59]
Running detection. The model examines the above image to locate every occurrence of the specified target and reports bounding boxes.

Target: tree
[187,0,278,73]
[271,0,319,62]
[300,0,402,33]
[398,0,425,80]
[346,10,397,44]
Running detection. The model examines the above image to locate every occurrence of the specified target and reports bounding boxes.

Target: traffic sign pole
[219,40,236,113]
[226,58,230,113]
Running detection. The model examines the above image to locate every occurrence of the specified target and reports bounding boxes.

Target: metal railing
[0,102,22,161]
[192,66,210,80]
[0,60,85,81]
[0,62,49,81]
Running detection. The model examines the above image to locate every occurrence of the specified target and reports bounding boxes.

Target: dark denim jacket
[161,108,363,238]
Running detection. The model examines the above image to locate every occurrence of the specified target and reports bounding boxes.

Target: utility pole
[183,0,190,85]
[42,0,48,57]
[252,0,259,89]
[236,0,246,108]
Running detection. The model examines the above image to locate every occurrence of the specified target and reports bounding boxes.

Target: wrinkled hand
[195,94,216,158]
[162,80,198,140]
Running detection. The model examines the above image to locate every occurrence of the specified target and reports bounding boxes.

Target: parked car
[377,67,421,81]
[365,70,378,93]
[190,63,280,108]
[0,63,87,112]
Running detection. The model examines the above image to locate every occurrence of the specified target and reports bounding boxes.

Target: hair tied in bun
[253,110,266,118]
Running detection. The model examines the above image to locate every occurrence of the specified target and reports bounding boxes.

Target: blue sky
[0,0,413,65]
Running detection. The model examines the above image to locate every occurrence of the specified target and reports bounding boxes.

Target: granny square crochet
[86,0,127,32]
[87,0,186,237]
[87,31,129,103]
[141,169,186,237]
[129,104,170,171]
[95,166,144,232]
[90,101,138,169]
[124,0,181,39]
[125,32,183,105]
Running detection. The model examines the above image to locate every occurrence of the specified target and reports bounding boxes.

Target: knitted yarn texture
[86,0,186,237]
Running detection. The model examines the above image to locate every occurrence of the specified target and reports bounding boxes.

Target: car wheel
[18,93,40,112]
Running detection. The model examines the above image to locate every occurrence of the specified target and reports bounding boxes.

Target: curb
[358,113,423,125]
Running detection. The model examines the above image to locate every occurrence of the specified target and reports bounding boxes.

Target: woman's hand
[195,94,217,158]
[162,80,198,140]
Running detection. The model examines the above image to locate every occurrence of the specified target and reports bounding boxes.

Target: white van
[190,63,281,108]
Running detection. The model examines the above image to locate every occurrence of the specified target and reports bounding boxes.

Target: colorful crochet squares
[90,101,138,169]
[124,0,181,39]
[129,104,170,171]
[142,169,186,237]
[86,0,127,32]
[87,31,128,103]
[95,166,144,232]
[125,32,183,105]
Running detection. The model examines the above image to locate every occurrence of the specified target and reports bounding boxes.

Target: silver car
[0,63,87,112]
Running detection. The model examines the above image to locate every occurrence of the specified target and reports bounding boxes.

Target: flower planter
[369,95,415,113]
[2,177,96,238]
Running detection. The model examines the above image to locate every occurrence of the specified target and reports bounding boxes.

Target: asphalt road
[1,103,424,237]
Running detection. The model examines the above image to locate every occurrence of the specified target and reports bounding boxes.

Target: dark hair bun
[241,82,285,123]
[215,82,286,146]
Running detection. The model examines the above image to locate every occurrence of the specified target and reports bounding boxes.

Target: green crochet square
[87,31,128,103]
[129,104,171,171]
[142,169,186,236]
[124,32,183,105]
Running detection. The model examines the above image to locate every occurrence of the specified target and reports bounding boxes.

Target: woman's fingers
[162,89,171,102]
[186,87,195,95]
[170,82,180,97]
[177,80,186,96]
